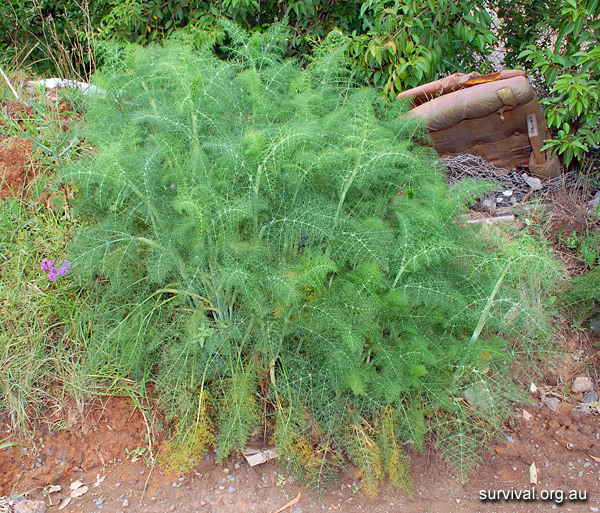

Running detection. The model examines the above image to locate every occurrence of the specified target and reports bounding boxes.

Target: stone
[543,397,560,413]
[463,383,492,409]
[523,174,542,190]
[293,508,303,513]
[549,420,560,429]
[228,486,236,494]
[557,401,573,414]
[123,499,130,507]
[13,500,47,513]
[572,377,594,394]
[583,390,599,403]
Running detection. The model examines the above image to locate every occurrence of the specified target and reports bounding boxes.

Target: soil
[0,135,38,199]
[0,97,72,200]
[2,328,600,513]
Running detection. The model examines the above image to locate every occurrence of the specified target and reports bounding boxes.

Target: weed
[0,435,22,450]
[125,446,149,463]
[59,24,561,495]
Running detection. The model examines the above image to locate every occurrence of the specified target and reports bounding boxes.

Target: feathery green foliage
[559,230,600,326]
[61,25,560,493]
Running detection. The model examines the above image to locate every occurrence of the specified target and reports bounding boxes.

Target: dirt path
[3,344,600,513]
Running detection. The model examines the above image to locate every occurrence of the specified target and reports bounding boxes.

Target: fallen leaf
[70,480,84,491]
[58,497,71,510]
[529,462,538,485]
[93,475,106,488]
[243,446,278,467]
[70,485,89,498]
[522,409,532,421]
[530,382,538,395]
[272,491,301,513]
[47,485,62,494]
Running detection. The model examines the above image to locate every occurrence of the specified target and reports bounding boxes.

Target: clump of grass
[0,194,84,431]
[0,90,142,433]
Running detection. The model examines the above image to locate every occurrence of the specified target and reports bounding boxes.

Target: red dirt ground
[0,135,38,199]
[2,329,600,513]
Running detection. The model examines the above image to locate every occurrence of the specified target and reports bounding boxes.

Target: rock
[170,506,175,511]
[572,377,594,393]
[200,500,207,507]
[543,397,560,413]
[123,499,130,507]
[557,401,573,414]
[548,420,560,429]
[556,430,594,452]
[228,486,236,494]
[522,173,542,190]
[556,414,572,427]
[223,468,230,474]
[13,500,47,513]
[463,382,492,409]
[583,390,599,403]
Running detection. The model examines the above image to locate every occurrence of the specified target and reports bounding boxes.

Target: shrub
[61,25,560,494]
[498,0,600,170]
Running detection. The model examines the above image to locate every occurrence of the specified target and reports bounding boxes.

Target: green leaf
[410,365,428,377]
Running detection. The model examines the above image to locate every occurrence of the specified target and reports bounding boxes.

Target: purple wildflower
[56,261,70,276]
[41,258,70,281]
[40,258,55,271]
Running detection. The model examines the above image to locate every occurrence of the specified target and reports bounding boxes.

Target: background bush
[2,1,597,171]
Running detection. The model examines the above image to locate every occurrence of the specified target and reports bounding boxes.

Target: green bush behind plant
[503,0,600,170]
[61,25,560,494]
[2,1,598,170]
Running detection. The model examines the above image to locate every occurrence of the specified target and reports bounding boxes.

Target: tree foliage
[2,0,598,171]
[502,0,600,169]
